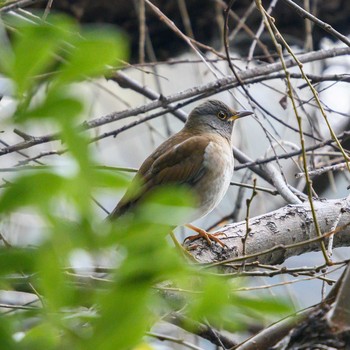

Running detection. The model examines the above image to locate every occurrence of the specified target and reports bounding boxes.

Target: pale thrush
[109,100,253,246]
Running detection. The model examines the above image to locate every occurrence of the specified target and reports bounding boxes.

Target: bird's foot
[184,224,227,248]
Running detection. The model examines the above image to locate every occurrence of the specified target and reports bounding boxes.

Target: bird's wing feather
[108,134,210,219]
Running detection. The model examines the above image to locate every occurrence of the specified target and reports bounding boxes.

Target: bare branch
[1,46,350,157]
[280,0,350,47]
[185,197,350,267]
[295,162,349,178]
[165,312,237,349]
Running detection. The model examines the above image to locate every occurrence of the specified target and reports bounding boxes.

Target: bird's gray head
[185,100,253,139]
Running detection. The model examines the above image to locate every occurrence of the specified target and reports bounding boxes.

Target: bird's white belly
[193,141,233,220]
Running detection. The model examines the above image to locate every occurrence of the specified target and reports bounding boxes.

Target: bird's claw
[184,226,227,248]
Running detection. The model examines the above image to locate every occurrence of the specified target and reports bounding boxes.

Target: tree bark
[185,197,350,267]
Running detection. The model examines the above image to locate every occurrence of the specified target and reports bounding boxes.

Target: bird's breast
[192,139,234,220]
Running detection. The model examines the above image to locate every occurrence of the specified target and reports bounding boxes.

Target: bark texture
[184,197,350,266]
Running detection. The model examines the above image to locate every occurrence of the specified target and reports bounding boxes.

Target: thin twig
[1,46,350,157]
[144,0,219,77]
[255,0,330,264]
[0,0,43,13]
[165,312,237,349]
[147,331,204,350]
[230,181,278,195]
[242,178,258,269]
[42,0,53,20]
[138,0,146,64]
[235,130,350,171]
[280,0,350,47]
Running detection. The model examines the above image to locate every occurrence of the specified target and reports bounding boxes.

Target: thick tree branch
[185,197,350,266]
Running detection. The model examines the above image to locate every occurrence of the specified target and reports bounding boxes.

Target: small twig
[16,149,66,166]
[177,0,194,39]
[295,161,349,178]
[280,0,350,47]
[137,0,146,64]
[248,0,278,61]
[255,1,330,264]
[233,147,307,201]
[0,234,45,307]
[147,331,204,350]
[242,178,258,268]
[165,312,237,349]
[95,165,138,173]
[265,7,350,174]
[223,0,251,102]
[91,197,110,215]
[233,269,339,291]
[0,302,40,311]
[111,71,186,122]
[144,0,219,78]
[0,231,11,248]
[230,181,278,195]
[223,261,348,279]
[1,47,350,157]
[230,171,253,223]
[0,0,44,13]
[0,165,138,173]
[0,138,44,165]
[42,0,53,20]
[13,128,35,141]
[303,0,314,51]
[216,0,274,63]
[236,130,350,171]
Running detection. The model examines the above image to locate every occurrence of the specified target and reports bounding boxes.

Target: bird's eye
[217,111,227,120]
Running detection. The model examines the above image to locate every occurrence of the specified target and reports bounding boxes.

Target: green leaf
[15,89,84,122]
[58,28,128,83]
[0,319,16,350]
[92,168,131,189]
[35,244,73,311]
[234,294,292,314]
[0,248,36,275]
[0,16,75,95]
[187,275,231,323]
[137,185,197,225]
[0,172,64,213]
[18,323,59,350]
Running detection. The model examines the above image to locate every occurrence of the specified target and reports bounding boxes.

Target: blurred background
[1,1,350,348]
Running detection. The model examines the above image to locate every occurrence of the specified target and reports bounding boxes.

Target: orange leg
[184,224,227,247]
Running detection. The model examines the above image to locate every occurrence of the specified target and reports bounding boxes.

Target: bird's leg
[184,224,227,247]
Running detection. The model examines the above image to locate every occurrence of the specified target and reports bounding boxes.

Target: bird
[108,100,253,246]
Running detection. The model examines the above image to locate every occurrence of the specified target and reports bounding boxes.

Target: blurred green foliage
[0,12,291,350]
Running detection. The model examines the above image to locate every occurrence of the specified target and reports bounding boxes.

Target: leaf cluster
[0,14,291,349]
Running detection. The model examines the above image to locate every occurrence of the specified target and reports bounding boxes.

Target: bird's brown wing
[108,134,210,219]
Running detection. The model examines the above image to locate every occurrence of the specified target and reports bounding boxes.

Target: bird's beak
[228,110,254,122]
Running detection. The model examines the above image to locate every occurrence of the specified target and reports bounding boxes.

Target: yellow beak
[228,110,254,121]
